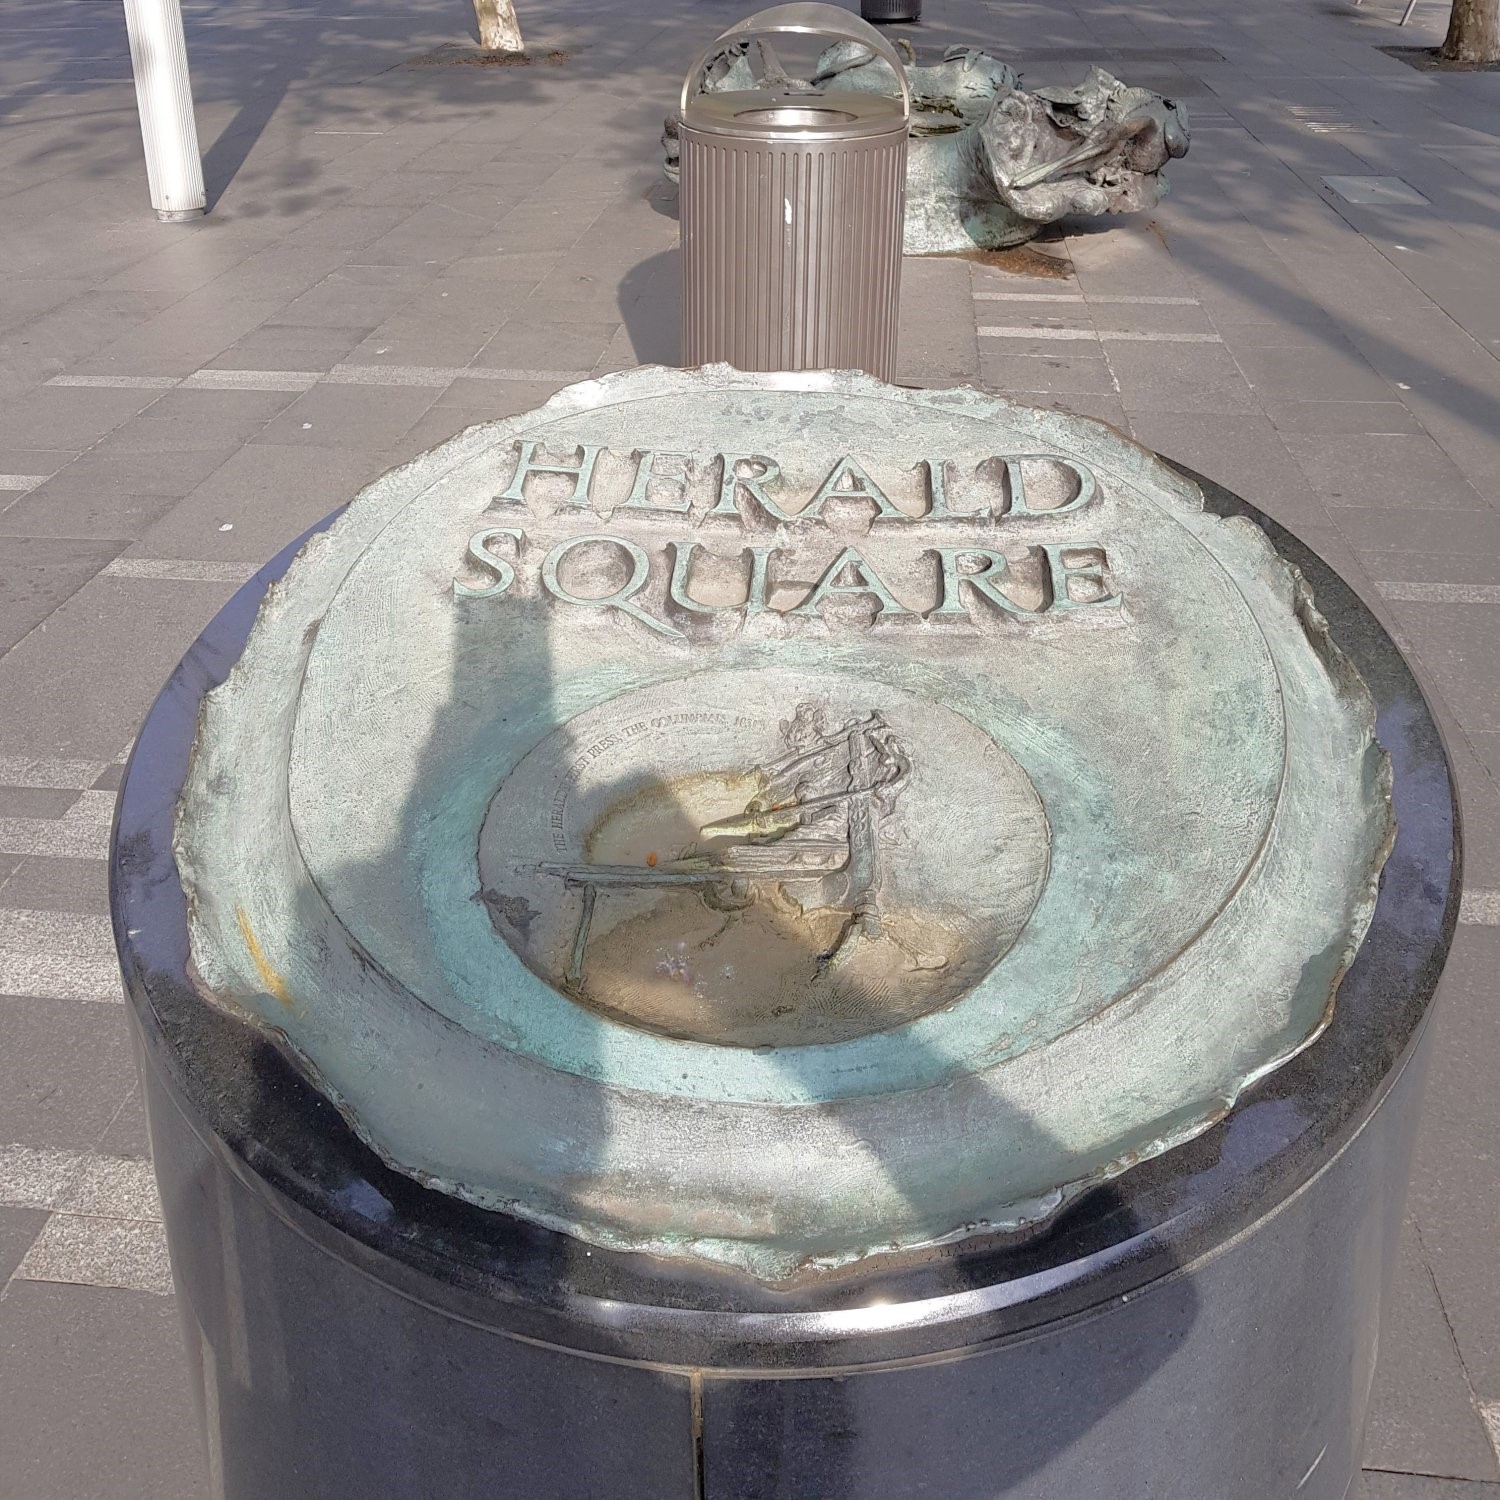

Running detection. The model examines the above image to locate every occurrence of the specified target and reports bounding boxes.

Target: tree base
[1379,43,1500,69]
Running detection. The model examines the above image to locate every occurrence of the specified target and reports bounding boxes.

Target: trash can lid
[174,366,1393,1282]
[680,87,907,139]
[678,3,911,135]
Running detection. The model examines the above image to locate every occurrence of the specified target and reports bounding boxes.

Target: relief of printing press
[526,705,917,987]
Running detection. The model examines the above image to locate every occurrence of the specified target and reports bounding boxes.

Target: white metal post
[121,0,207,221]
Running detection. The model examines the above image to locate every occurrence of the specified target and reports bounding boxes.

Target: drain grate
[1286,103,1362,134]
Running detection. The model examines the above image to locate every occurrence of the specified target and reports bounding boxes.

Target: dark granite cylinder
[112,476,1460,1500]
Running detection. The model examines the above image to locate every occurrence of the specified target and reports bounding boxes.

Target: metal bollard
[679,3,910,380]
[122,0,207,221]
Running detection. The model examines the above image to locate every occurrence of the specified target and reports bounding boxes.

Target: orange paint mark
[236,907,295,1009]
[646,851,658,867]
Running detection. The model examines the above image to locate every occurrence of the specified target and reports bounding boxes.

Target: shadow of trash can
[679,3,909,379]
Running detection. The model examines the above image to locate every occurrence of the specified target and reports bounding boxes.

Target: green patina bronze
[175,367,1392,1280]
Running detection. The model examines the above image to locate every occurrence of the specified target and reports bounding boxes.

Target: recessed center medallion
[477,669,1050,1046]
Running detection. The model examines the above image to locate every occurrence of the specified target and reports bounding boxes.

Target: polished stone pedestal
[112,470,1459,1500]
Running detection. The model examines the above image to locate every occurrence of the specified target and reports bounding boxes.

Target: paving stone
[0,385,166,450]
[1361,1476,1500,1498]
[1366,1219,1500,1482]
[1473,732,1500,787]
[983,319,1109,352]
[444,249,564,283]
[431,377,576,412]
[252,382,439,450]
[70,291,291,380]
[0,1204,47,1282]
[0,447,238,541]
[0,536,125,653]
[346,311,504,370]
[95,1086,153,1162]
[1106,341,1261,412]
[1410,925,1500,1398]
[1432,727,1500,891]
[898,259,981,384]
[205,322,375,372]
[134,443,387,566]
[1212,312,1354,349]
[0,1282,204,1500]
[476,317,622,376]
[999,391,1130,429]
[0,575,240,759]
[0,856,111,916]
[0,447,75,483]
[1263,401,1426,436]
[1389,602,1500,734]
[1283,434,1491,513]
[1126,411,1331,532]
[0,997,134,1151]
[1233,342,1399,404]
[356,202,500,267]
[87,388,299,452]
[0,277,92,336]
[381,405,503,467]
[0,788,77,820]
[1331,508,1500,559]
[979,350,1122,396]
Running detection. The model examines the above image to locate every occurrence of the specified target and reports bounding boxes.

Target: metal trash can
[679,3,909,379]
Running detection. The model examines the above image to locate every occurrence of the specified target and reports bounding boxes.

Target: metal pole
[121,0,207,221]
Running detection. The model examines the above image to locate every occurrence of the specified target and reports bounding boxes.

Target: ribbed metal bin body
[681,121,906,379]
[861,0,923,21]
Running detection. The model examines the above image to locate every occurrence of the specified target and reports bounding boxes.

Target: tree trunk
[1439,0,1500,63]
[474,0,523,53]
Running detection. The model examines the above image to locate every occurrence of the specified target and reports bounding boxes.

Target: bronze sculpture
[663,41,1190,254]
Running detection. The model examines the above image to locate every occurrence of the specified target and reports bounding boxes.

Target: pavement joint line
[0,907,123,1003]
[979,327,1223,343]
[1373,582,1500,606]
[1459,889,1500,925]
[103,557,260,584]
[0,790,115,861]
[0,474,48,491]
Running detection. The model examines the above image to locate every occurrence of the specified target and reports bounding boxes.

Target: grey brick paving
[1,0,1499,1491]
